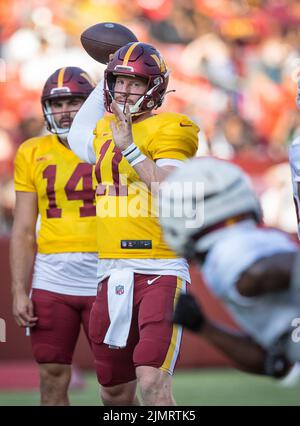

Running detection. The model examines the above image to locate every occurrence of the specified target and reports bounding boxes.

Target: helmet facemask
[104,70,168,117]
[42,97,84,139]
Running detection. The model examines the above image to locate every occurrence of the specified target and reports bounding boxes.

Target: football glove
[173,294,206,332]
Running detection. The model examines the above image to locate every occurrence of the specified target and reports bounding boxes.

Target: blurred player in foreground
[286,79,300,385]
[289,79,300,239]
[10,67,98,405]
[68,42,199,405]
[159,157,300,378]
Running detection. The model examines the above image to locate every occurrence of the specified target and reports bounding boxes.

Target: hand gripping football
[80,22,138,64]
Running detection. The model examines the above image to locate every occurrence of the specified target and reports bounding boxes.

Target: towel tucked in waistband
[104,269,134,348]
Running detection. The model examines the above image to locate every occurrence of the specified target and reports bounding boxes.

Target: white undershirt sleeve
[68,78,105,164]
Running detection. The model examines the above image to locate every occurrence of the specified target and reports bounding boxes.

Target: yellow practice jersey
[93,112,199,258]
[14,134,97,254]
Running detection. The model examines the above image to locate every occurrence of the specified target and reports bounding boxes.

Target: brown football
[80,22,138,64]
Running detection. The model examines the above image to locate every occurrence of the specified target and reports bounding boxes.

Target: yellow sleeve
[93,116,112,157]
[14,144,36,192]
[147,117,199,161]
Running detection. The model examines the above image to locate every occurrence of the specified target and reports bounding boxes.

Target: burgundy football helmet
[104,42,169,116]
[41,66,95,136]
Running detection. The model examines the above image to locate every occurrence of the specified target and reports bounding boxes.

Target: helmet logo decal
[123,42,140,66]
[151,54,167,73]
[57,67,66,87]
[80,72,95,87]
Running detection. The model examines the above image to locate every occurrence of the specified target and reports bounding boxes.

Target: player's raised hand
[13,291,38,328]
[110,101,134,151]
[173,294,206,332]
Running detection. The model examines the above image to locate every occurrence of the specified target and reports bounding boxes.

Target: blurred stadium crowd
[1,0,300,234]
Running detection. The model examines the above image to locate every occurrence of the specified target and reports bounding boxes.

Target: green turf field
[0,368,299,406]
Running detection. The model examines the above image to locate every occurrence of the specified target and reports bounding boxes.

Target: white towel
[104,269,134,348]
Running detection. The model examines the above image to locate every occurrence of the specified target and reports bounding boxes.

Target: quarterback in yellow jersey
[10,67,98,405]
[69,42,199,406]
[93,112,197,258]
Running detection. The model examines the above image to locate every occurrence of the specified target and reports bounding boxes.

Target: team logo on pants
[115,285,124,295]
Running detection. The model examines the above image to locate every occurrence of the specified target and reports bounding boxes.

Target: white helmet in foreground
[159,157,262,258]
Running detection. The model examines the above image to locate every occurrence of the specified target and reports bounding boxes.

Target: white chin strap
[58,132,69,141]
[111,81,161,115]
[115,102,143,115]
[44,101,70,136]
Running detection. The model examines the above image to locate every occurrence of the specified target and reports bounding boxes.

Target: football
[80,22,138,64]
